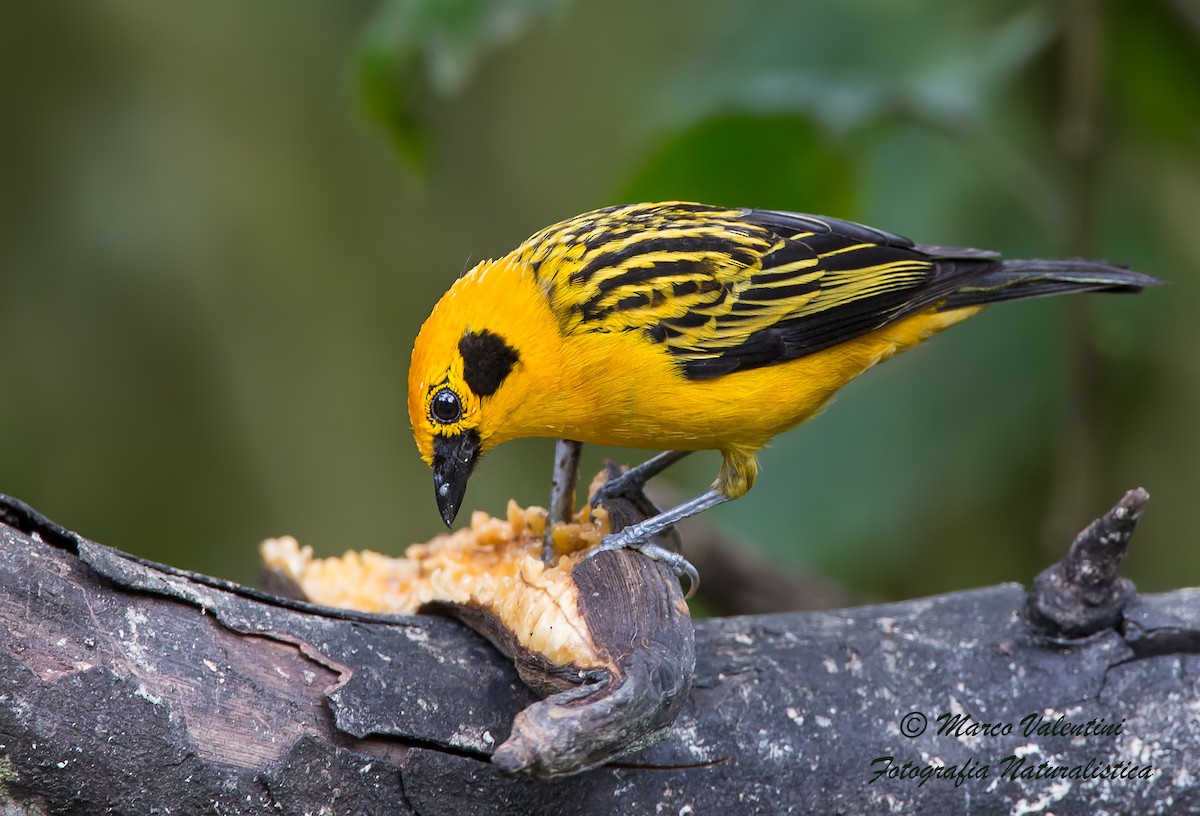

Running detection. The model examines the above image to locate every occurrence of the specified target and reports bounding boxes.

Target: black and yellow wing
[514,202,1151,380]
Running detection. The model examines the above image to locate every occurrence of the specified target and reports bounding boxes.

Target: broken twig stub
[1026,487,1147,637]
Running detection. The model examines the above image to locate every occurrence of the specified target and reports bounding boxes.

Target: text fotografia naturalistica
[868,755,1156,788]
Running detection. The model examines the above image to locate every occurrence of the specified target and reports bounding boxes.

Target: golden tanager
[408,202,1157,585]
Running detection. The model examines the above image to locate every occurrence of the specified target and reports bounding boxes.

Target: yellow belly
[558,305,983,454]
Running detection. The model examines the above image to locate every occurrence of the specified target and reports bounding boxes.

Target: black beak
[432,430,481,527]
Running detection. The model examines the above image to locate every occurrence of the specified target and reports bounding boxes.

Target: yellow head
[408,255,562,526]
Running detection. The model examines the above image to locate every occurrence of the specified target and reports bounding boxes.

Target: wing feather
[514,202,977,379]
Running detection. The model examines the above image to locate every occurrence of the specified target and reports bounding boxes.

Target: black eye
[430,388,462,425]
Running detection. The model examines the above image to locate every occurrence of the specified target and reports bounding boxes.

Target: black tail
[936,259,1162,310]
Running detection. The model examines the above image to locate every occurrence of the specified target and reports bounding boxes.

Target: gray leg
[589,488,730,598]
[544,439,583,563]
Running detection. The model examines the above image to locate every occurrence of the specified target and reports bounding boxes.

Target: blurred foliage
[1,0,1198,603]
[357,0,571,164]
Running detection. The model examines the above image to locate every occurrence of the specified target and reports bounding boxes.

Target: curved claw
[589,469,643,509]
[586,532,699,600]
[589,451,692,510]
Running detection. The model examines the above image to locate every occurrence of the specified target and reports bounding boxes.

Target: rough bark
[2,490,1199,815]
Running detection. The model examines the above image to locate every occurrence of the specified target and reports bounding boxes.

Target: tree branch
[2,490,1199,813]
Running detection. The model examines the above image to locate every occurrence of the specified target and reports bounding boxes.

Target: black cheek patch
[459,329,520,397]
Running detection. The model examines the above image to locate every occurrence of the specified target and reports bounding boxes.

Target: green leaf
[353,0,572,167]
[642,1,1055,139]
[1107,0,1200,150]
[620,114,856,215]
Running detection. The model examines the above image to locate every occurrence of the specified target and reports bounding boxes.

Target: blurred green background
[2,0,1196,604]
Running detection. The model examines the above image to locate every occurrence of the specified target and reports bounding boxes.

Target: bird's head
[408,257,552,527]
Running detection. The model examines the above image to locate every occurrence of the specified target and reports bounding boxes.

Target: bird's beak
[432,430,481,527]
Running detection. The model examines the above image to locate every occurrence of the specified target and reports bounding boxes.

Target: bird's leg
[543,438,583,563]
[589,489,729,598]
[590,450,693,507]
[588,449,756,598]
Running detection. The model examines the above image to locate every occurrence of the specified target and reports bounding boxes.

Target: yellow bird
[408,202,1157,583]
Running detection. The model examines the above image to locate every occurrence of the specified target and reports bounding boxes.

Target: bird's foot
[587,528,699,599]
[589,469,646,509]
[588,450,691,510]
